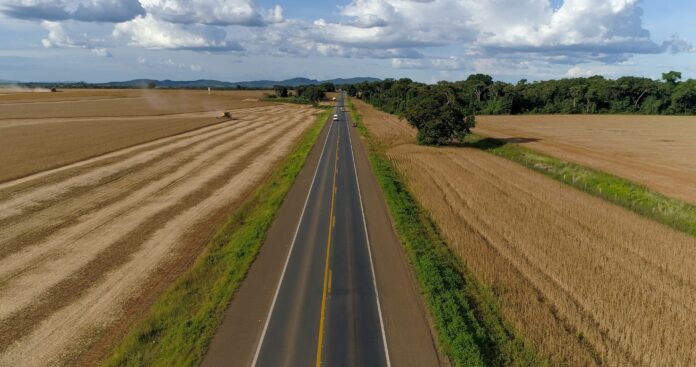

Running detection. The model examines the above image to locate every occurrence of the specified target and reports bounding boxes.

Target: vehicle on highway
[333,114,339,121]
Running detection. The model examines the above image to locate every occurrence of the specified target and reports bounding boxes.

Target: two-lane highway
[203,91,440,367]
[252,93,389,366]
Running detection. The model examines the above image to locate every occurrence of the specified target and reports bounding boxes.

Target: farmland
[0,89,272,182]
[0,90,318,366]
[476,115,696,205]
[354,100,696,366]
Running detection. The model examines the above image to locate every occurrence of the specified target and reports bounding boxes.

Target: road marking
[251,111,336,367]
[345,97,392,367]
[315,125,340,367]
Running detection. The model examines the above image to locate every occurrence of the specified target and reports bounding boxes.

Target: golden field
[355,100,696,366]
[0,89,317,366]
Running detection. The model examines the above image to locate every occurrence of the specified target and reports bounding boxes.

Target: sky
[0,0,694,83]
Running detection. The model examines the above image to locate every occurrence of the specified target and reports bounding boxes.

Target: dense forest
[346,71,696,116]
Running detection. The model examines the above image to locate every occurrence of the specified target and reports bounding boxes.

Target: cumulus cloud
[135,56,204,72]
[311,0,476,49]
[91,47,111,57]
[392,56,462,70]
[138,0,283,26]
[113,14,242,51]
[41,20,93,48]
[308,0,687,65]
[0,0,144,22]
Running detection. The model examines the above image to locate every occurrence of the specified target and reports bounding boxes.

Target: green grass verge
[348,101,546,367]
[100,109,331,367]
[466,134,696,237]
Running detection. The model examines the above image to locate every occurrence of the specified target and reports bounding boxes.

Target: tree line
[344,71,695,145]
[272,82,336,104]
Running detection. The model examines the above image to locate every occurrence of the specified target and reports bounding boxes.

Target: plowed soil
[0,90,317,366]
[476,115,696,204]
[355,100,696,367]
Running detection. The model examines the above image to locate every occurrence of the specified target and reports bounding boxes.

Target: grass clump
[348,101,545,367]
[101,109,330,367]
[466,134,696,237]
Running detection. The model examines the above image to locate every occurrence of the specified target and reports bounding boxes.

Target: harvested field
[0,89,273,182]
[0,94,317,366]
[355,100,696,367]
[476,115,696,205]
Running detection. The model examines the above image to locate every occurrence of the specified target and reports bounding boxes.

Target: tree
[147,82,156,89]
[662,71,682,85]
[273,85,289,98]
[319,82,336,92]
[403,85,475,145]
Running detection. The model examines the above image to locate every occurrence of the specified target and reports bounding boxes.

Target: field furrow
[358,101,696,367]
[0,91,316,366]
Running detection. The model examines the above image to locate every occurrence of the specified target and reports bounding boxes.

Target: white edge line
[345,96,392,367]
[250,107,336,366]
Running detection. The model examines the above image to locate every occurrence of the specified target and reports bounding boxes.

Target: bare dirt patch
[476,115,696,205]
[358,103,696,367]
[0,94,318,366]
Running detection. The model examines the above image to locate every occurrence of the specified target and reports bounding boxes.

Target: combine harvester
[216,111,232,121]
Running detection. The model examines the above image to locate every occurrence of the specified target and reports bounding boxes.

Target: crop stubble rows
[355,100,696,367]
[0,98,316,366]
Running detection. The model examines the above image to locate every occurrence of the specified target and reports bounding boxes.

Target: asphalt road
[202,93,440,367]
[250,93,388,366]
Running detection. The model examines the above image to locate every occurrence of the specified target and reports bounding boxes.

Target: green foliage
[295,85,327,103]
[101,110,331,367]
[403,85,475,145]
[273,85,289,98]
[348,101,546,367]
[347,71,696,117]
[466,134,696,238]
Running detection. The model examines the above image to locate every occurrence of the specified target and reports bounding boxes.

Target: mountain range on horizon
[0,77,380,89]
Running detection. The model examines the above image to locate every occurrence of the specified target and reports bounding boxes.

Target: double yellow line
[315,120,340,367]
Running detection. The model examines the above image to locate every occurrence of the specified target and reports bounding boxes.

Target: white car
[333,114,339,121]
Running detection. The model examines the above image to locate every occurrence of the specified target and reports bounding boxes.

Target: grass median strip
[101,108,330,367]
[348,101,545,367]
[465,134,696,238]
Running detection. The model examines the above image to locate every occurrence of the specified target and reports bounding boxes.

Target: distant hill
[88,77,380,89]
[0,79,19,84]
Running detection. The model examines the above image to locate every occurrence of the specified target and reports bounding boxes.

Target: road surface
[203,93,440,367]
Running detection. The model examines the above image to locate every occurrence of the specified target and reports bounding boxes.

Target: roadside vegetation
[465,134,696,237]
[101,109,330,367]
[348,101,546,367]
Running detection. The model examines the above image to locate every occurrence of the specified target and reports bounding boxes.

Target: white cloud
[392,56,462,70]
[41,20,93,48]
[91,47,111,57]
[134,56,203,72]
[309,0,683,65]
[311,0,477,49]
[566,65,593,78]
[138,0,283,26]
[0,0,144,22]
[113,14,242,51]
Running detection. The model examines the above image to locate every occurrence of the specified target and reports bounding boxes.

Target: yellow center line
[316,123,340,367]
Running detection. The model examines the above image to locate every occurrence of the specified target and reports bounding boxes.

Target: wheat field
[356,100,696,366]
